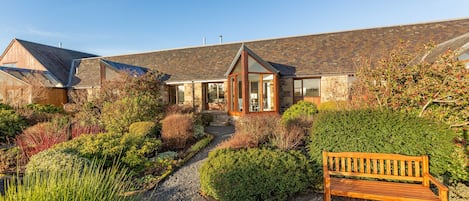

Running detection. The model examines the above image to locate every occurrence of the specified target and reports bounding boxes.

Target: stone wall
[320,75,349,103]
[182,82,204,112]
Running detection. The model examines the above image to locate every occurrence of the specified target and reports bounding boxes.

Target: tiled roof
[418,32,469,63]
[15,39,98,85]
[71,18,469,88]
[0,66,62,87]
[101,59,148,76]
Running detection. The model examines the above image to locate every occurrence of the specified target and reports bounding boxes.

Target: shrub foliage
[0,109,27,143]
[281,101,318,123]
[308,109,468,182]
[200,148,312,201]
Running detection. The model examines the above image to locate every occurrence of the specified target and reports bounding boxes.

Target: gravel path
[143,126,234,201]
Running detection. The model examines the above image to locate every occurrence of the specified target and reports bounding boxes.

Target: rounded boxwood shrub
[281,101,318,123]
[200,148,313,201]
[308,109,468,183]
[25,148,90,174]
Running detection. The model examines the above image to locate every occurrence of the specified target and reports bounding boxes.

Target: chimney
[58,42,62,48]
[219,35,223,44]
[203,37,206,46]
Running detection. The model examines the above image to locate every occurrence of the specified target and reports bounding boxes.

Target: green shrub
[2,161,136,201]
[128,121,159,137]
[0,109,27,142]
[25,148,90,174]
[25,103,65,114]
[193,124,205,139]
[55,131,161,169]
[317,100,348,111]
[194,113,214,126]
[0,103,12,110]
[308,109,468,183]
[282,101,318,123]
[200,148,312,201]
[102,96,161,134]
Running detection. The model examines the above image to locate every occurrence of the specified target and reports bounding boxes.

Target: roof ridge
[15,38,98,56]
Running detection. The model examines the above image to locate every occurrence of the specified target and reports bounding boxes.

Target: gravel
[142,126,234,201]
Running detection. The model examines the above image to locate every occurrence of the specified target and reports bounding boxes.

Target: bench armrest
[423,173,448,201]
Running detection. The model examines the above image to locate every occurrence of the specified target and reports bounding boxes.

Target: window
[294,78,321,104]
[207,83,224,103]
[169,84,185,104]
[294,78,320,97]
[177,85,185,104]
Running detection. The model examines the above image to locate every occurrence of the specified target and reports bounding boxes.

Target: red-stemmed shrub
[71,124,105,139]
[161,114,193,149]
[16,122,68,158]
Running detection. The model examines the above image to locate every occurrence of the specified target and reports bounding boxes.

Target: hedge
[200,148,313,201]
[308,109,468,183]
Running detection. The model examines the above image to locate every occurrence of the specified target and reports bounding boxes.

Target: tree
[352,42,469,128]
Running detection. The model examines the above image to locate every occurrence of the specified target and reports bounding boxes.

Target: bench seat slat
[330,178,439,201]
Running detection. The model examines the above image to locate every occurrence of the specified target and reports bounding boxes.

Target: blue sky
[1,0,468,56]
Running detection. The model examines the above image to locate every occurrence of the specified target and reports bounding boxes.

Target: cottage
[2,18,469,113]
[69,18,469,116]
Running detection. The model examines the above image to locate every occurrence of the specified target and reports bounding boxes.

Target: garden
[199,43,469,201]
[0,70,214,200]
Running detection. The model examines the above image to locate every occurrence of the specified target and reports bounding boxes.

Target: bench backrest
[323,151,429,182]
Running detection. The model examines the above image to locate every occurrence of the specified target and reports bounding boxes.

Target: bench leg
[324,188,331,201]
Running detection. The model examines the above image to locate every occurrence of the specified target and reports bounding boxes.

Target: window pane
[303,78,320,97]
[238,77,243,111]
[177,85,185,104]
[262,74,274,111]
[230,77,235,111]
[231,59,242,74]
[249,74,260,112]
[294,79,302,96]
[208,83,224,103]
[248,56,269,73]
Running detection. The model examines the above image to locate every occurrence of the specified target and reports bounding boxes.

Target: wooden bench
[323,151,448,201]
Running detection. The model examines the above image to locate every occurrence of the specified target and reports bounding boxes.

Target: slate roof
[101,59,148,76]
[12,39,98,85]
[71,18,469,88]
[418,32,469,63]
[0,66,62,87]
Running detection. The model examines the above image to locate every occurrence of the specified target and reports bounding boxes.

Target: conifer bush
[0,109,27,143]
[200,148,312,201]
[308,109,468,183]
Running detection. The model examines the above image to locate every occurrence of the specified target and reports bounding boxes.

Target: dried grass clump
[161,114,193,149]
[217,133,257,150]
[270,124,305,151]
[234,114,280,145]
